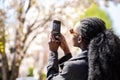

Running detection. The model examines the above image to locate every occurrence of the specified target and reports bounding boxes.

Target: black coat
[47,50,88,80]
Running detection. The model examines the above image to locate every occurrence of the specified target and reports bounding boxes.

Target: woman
[47,17,120,80]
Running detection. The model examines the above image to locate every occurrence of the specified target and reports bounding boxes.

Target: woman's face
[70,22,83,48]
[72,33,79,47]
[70,29,82,47]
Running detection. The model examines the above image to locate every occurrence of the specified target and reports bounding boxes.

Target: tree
[0,0,55,79]
[0,9,8,80]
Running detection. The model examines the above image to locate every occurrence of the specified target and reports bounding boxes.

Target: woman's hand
[48,33,60,52]
[59,34,70,55]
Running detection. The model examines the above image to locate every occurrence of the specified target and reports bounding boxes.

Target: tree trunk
[0,65,2,80]
[10,53,20,80]
[0,22,9,80]
[1,53,9,80]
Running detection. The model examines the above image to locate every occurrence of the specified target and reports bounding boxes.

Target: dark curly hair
[80,17,120,80]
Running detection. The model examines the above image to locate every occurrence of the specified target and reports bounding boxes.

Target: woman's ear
[78,36,82,44]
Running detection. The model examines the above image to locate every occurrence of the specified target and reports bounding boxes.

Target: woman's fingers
[49,33,58,42]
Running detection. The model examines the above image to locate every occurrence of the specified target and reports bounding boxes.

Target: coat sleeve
[59,53,72,64]
[47,51,72,80]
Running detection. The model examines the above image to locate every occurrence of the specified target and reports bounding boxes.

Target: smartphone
[52,20,61,40]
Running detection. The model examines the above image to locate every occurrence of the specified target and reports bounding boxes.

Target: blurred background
[0,0,120,80]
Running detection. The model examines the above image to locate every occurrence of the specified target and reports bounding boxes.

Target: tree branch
[23,33,37,54]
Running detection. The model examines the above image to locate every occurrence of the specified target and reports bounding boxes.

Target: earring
[78,40,81,43]
[78,36,82,43]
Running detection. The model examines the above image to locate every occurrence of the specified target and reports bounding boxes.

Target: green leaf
[27,67,34,77]
[80,3,112,29]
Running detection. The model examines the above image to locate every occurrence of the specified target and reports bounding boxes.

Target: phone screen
[52,20,61,40]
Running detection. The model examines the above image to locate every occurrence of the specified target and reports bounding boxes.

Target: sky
[98,0,120,37]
